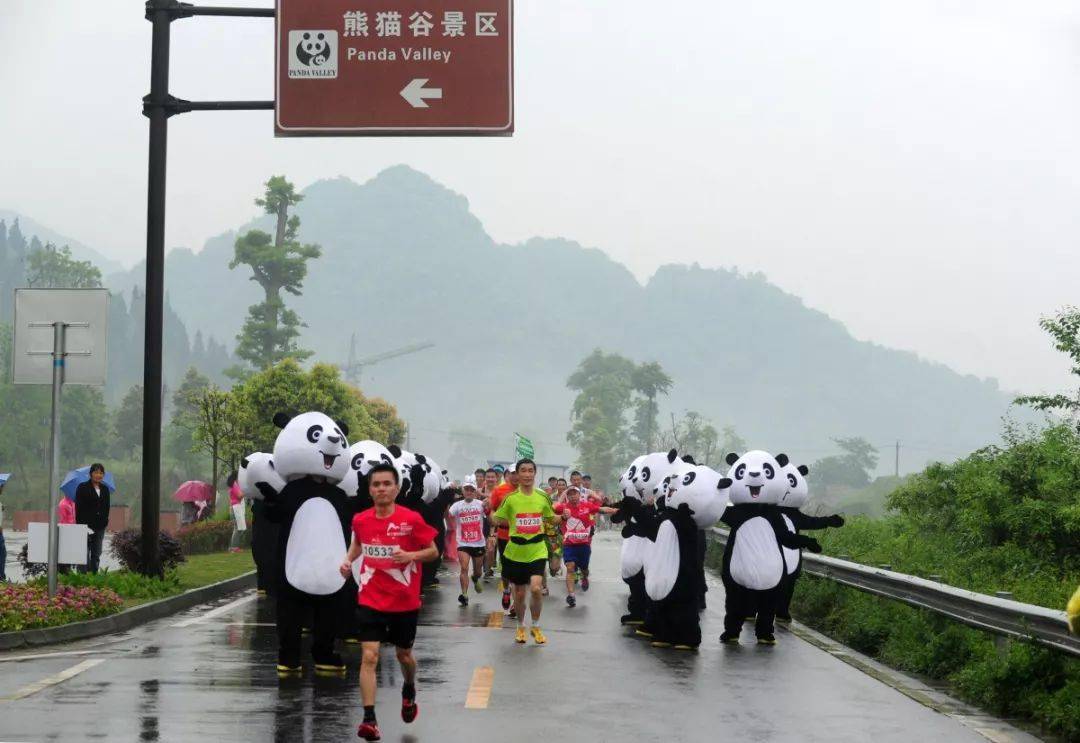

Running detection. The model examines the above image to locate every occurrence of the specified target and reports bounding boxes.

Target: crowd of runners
[320,457,615,741]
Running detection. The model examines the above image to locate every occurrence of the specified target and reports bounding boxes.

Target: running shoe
[515,626,527,644]
[458,593,469,607]
[757,635,777,646]
[357,721,381,741]
[531,627,547,645]
[674,644,698,651]
[650,641,672,648]
[775,613,792,624]
[581,576,590,592]
[501,590,511,610]
[635,628,654,638]
[474,577,483,593]
[314,653,346,673]
[566,594,576,608]
[401,699,419,724]
[541,586,549,597]
[507,607,517,619]
[484,569,494,579]
[719,632,740,645]
[620,614,644,626]
[276,663,302,675]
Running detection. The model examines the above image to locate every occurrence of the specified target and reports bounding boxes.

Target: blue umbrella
[60,467,117,501]
[0,473,10,487]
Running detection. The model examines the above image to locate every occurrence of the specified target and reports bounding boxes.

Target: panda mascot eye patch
[272,411,351,484]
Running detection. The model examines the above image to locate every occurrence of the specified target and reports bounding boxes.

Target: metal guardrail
[708,528,1080,657]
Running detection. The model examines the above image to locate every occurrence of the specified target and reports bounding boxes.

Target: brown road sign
[275,0,513,136]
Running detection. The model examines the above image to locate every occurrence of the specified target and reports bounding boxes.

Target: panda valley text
[346,47,453,63]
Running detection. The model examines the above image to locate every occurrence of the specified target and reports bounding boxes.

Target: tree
[190,386,251,498]
[167,367,211,474]
[113,385,144,455]
[1015,306,1080,427]
[231,359,404,452]
[566,349,639,489]
[630,361,673,452]
[662,410,722,466]
[229,176,321,374]
[812,436,879,490]
[25,243,102,289]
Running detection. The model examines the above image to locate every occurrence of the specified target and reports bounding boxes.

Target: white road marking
[0,649,102,663]
[171,592,257,627]
[0,658,105,701]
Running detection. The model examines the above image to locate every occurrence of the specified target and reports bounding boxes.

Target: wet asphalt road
[0,532,995,742]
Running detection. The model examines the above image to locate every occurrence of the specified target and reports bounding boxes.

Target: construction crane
[342,335,435,385]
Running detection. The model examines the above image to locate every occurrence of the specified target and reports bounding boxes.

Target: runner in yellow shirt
[493,458,556,645]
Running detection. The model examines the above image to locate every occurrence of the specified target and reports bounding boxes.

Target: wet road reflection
[0,533,1000,742]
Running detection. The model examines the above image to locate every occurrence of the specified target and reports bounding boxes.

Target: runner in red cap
[340,463,438,742]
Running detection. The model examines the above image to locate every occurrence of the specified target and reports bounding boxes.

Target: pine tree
[228,176,321,376]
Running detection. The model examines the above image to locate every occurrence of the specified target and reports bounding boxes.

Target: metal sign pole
[46,322,66,596]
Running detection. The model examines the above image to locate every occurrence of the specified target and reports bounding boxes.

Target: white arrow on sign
[400,78,443,108]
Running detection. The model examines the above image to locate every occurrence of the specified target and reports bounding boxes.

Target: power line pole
[895,440,900,478]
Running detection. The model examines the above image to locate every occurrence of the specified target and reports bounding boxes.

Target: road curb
[0,570,257,651]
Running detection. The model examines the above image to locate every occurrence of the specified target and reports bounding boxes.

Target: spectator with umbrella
[73,464,112,573]
[174,481,215,525]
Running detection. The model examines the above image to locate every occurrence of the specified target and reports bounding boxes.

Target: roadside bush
[109,529,185,574]
[0,583,122,632]
[58,570,181,600]
[16,544,49,578]
[177,519,241,555]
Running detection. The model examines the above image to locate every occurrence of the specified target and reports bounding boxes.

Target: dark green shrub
[177,519,234,555]
[109,529,185,574]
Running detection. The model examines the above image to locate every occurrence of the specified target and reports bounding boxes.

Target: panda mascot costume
[775,459,843,623]
[256,411,355,674]
[238,452,285,595]
[341,439,395,510]
[616,450,683,628]
[718,451,822,645]
[640,464,729,649]
[613,456,647,625]
[417,455,457,589]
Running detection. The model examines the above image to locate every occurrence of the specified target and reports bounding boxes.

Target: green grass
[174,551,255,592]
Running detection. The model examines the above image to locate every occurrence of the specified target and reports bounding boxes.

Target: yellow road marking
[465,666,494,709]
[486,611,503,629]
[0,658,104,701]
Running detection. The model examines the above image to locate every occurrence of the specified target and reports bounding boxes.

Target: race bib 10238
[515,513,542,535]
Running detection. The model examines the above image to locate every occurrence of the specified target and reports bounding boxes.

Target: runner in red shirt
[554,486,617,607]
[340,463,438,742]
[488,466,519,611]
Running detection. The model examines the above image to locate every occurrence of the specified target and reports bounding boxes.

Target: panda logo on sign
[296,31,332,67]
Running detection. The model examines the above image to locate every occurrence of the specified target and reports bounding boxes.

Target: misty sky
[2,0,1079,396]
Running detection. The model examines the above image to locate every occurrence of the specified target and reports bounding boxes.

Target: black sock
[363,706,376,723]
[402,681,416,702]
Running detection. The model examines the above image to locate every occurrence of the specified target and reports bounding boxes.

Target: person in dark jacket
[75,463,110,573]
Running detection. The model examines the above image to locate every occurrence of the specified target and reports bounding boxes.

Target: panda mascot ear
[666,449,678,464]
[415,453,427,465]
[725,452,740,466]
[388,444,403,458]
[240,457,249,469]
[273,412,292,429]
[775,453,790,467]
[717,477,733,490]
[798,464,810,476]
[336,420,350,437]
[681,455,696,465]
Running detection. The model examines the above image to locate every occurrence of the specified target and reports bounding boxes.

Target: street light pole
[140,0,173,576]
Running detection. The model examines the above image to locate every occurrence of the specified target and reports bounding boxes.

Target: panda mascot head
[271,411,350,484]
[387,445,421,493]
[619,455,647,502]
[340,439,394,496]
[664,464,732,528]
[237,452,285,500]
[660,454,699,504]
[420,455,444,504]
[777,457,810,508]
[633,449,682,500]
[724,450,785,505]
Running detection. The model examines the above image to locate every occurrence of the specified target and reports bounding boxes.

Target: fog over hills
[95,165,1020,472]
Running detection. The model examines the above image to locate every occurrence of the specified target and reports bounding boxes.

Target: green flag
[514,433,534,460]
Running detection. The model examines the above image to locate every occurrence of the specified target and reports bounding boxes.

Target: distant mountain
[0,209,124,276]
[102,166,1021,473]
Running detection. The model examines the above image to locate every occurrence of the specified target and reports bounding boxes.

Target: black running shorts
[355,605,420,649]
[501,557,547,586]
